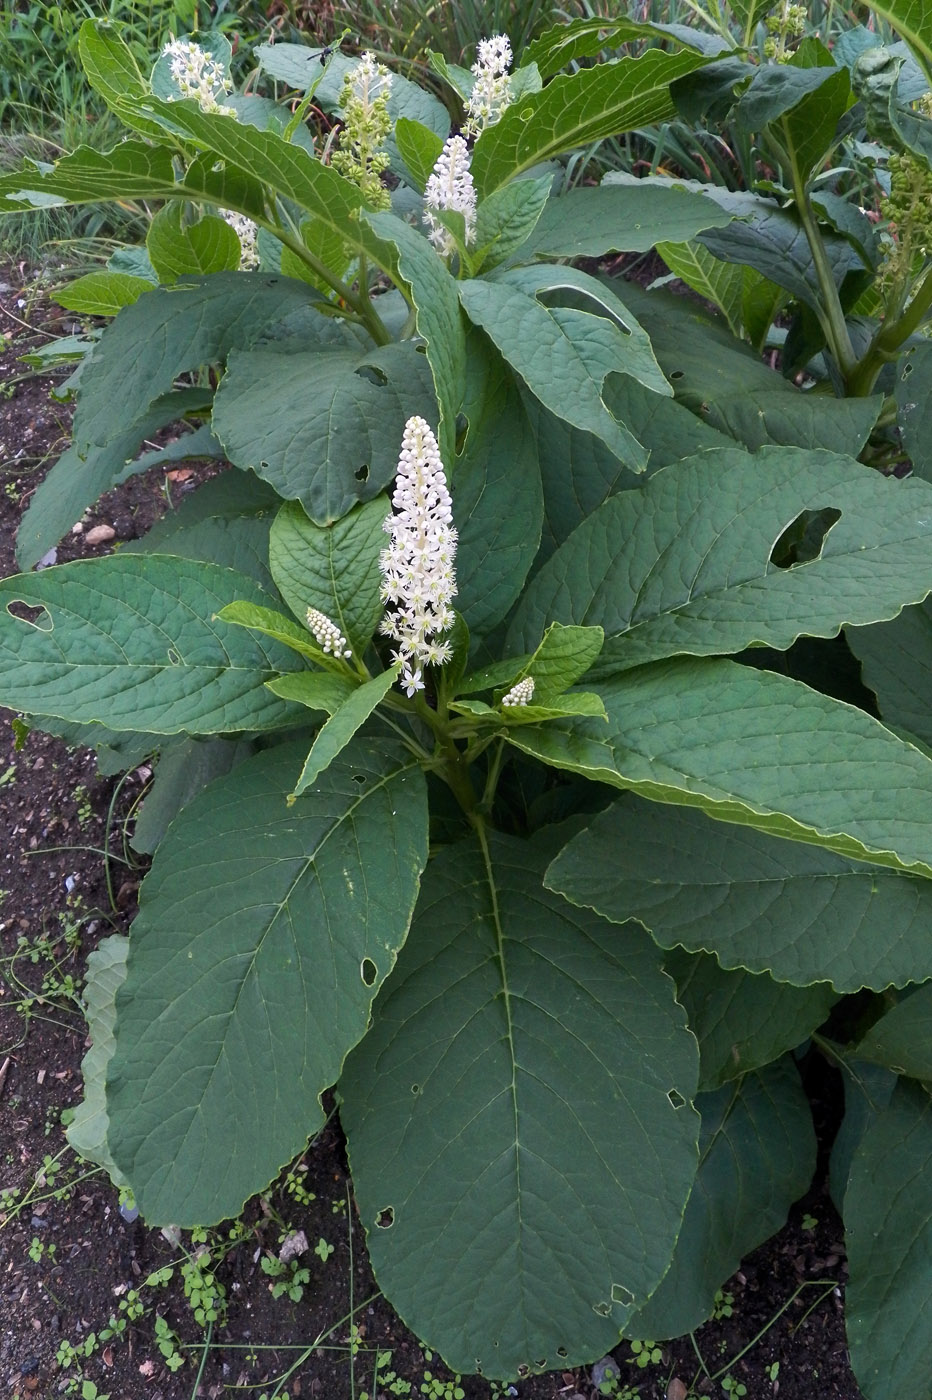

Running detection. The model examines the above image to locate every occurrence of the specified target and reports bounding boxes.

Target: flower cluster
[423,136,477,259]
[379,417,457,697]
[222,210,260,269]
[501,677,535,707]
[464,34,513,136]
[763,3,808,62]
[161,37,236,115]
[331,53,393,210]
[306,608,352,659]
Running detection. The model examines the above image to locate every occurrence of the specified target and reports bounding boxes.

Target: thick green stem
[269,222,392,346]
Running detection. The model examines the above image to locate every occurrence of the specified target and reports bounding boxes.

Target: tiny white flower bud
[162,36,236,116]
[306,607,352,658]
[501,677,535,707]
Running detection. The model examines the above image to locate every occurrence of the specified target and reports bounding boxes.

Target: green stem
[268,222,392,346]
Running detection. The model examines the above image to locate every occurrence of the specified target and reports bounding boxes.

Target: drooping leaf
[848,600,932,747]
[508,446,932,675]
[106,736,428,1224]
[212,341,436,523]
[366,211,466,465]
[630,1060,816,1339]
[547,796,932,992]
[507,656,932,878]
[451,332,543,634]
[269,497,390,656]
[340,827,699,1378]
[473,50,715,194]
[66,935,131,1187]
[656,239,747,335]
[845,1078,932,1400]
[856,985,932,1080]
[665,948,837,1090]
[0,556,304,734]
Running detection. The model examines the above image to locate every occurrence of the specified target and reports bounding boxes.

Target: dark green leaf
[856,985,932,1079]
[848,600,932,747]
[520,181,734,259]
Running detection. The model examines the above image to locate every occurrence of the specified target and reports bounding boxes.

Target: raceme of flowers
[306,608,352,659]
[222,210,260,269]
[501,677,535,707]
[379,417,458,697]
[464,33,514,137]
[161,37,236,115]
[331,52,393,210]
[423,136,477,259]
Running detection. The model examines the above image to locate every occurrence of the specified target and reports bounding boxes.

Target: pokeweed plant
[3,9,932,1393]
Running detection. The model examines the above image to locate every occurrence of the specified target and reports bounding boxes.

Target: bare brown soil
[0,265,866,1400]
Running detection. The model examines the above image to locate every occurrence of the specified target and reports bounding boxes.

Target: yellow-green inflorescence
[331,53,393,210]
[880,96,932,292]
[763,2,808,63]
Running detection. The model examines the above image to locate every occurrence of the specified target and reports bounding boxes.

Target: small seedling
[801,1213,819,1231]
[628,1339,662,1369]
[711,1288,734,1320]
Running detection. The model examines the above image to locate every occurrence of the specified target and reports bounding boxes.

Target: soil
[0,264,867,1400]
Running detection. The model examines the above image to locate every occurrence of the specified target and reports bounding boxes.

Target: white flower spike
[379,416,458,697]
[306,607,352,659]
[423,135,477,259]
[222,211,260,269]
[501,677,535,707]
[162,36,236,116]
[465,33,513,136]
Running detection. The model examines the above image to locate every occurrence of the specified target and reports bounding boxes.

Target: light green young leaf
[848,601,932,747]
[665,948,837,1090]
[630,1061,816,1339]
[656,239,747,335]
[106,737,429,1224]
[281,216,352,295]
[856,986,932,1079]
[340,828,699,1378]
[471,49,715,193]
[521,182,734,259]
[54,271,154,316]
[216,599,347,670]
[451,693,607,725]
[516,622,604,698]
[507,656,932,878]
[393,117,444,192]
[0,557,304,735]
[508,446,932,676]
[846,1079,932,1400]
[366,211,466,466]
[212,341,437,524]
[291,667,400,798]
[265,670,356,713]
[146,204,241,281]
[269,497,390,656]
[547,797,932,992]
[66,935,131,1187]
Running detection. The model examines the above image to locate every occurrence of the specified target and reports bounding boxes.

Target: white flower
[465,33,513,136]
[306,607,352,658]
[501,676,535,707]
[222,210,259,269]
[423,136,477,258]
[379,416,457,697]
[161,36,236,116]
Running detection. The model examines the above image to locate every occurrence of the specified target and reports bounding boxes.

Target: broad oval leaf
[856,985,932,1080]
[508,447,932,675]
[340,827,699,1379]
[846,1079,932,1400]
[106,737,429,1224]
[508,656,932,877]
[520,182,734,259]
[547,797,932,992]
[0,556,304,734]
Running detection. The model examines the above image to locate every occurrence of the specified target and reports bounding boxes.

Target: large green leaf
[106,737,428,1224]
[508,446,932,675]
[518,182,733,259]
[472,50,715,193]
[0,140,178,213]
[452,333,543,634]
[859,1,932,78]
[665,948,837,1090]
[212,341,436,523]
[735,64,852,180]
[630,1061,816,1339]
[269,497,389,656]
[16,385,213,570]
[856,986,932,1080]
[848,601,932,747]
[365,212,465,466]
[66,935,131,1187]
[459,267,667,468]
[340,827,699,1378]
[524,16,722,80]
[617,282,883,455]
[131,736,254,855]
[845,1079,932,1400]
[547,797,932,992]
[829,1059,897,1212]
[146,204,242,281]
[895,342,932,480]
[508,656,932,877]
[0,556,303,734]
